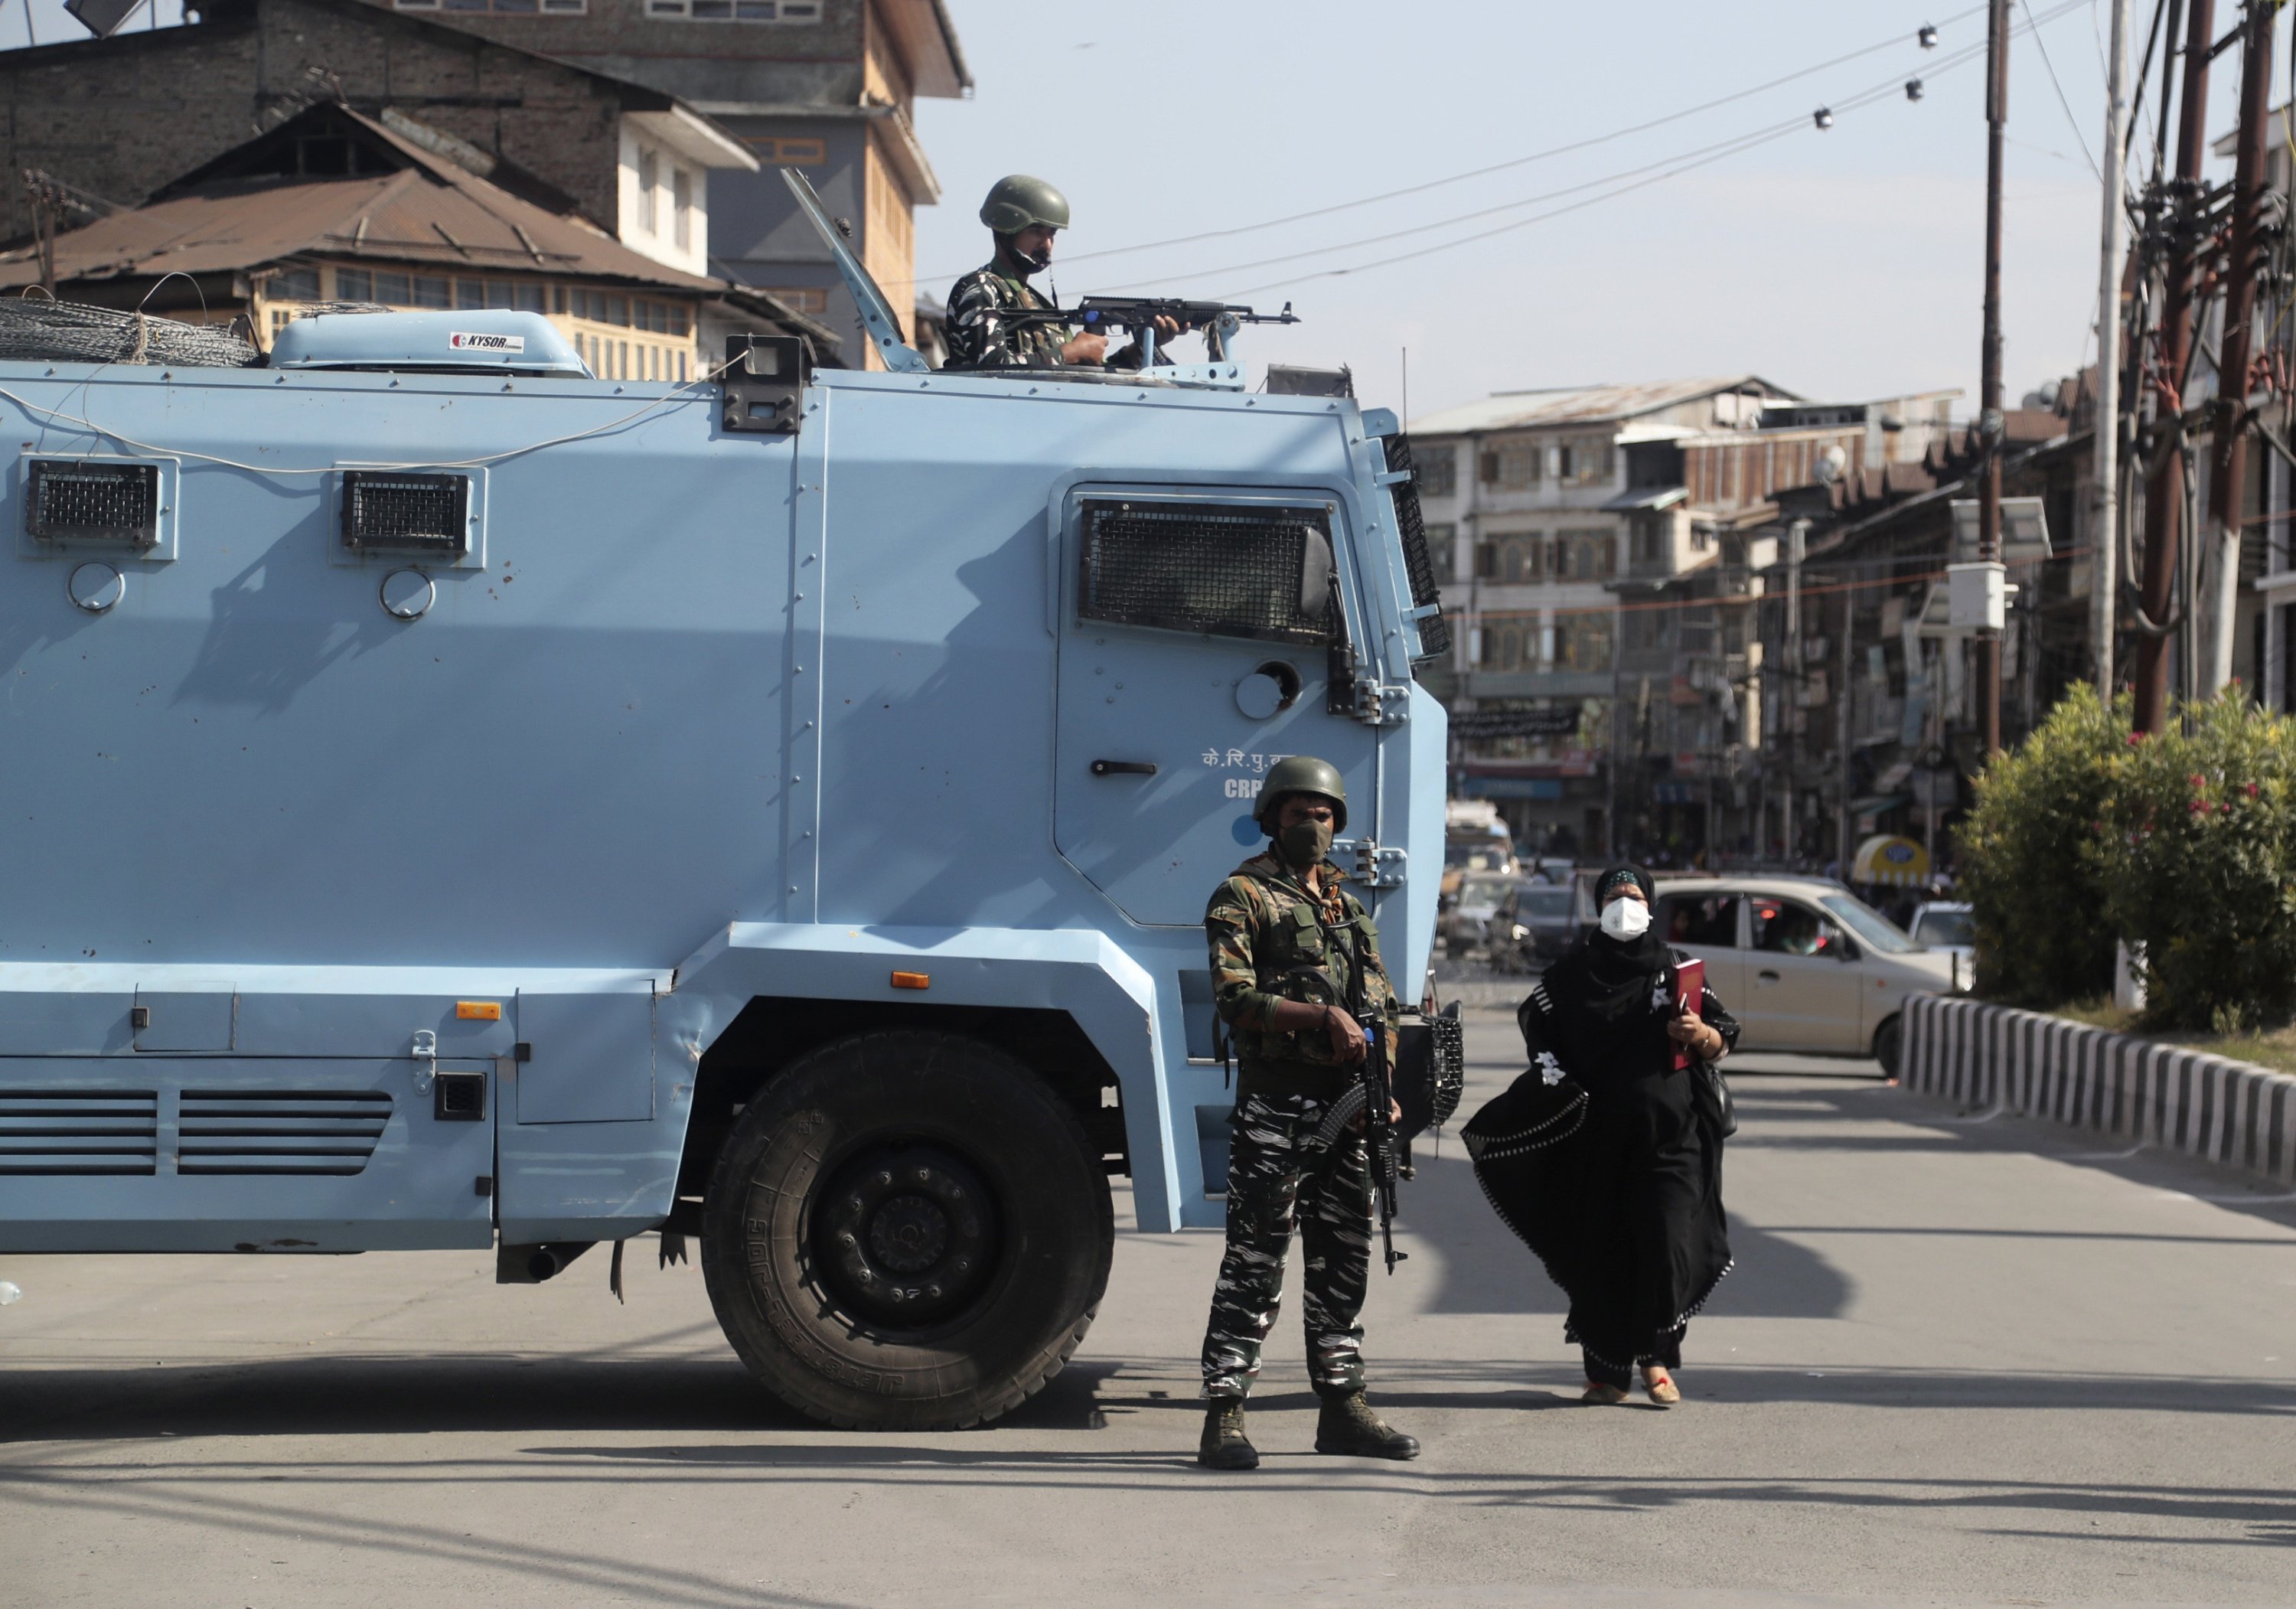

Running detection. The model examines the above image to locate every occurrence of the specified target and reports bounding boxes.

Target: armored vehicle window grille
[178,1089,392,1175]
[1384,435,1451,661]
[25,459,160,547]
[341,472,469,556]
[0,1089,158,1175]
[1078,501,1336,646]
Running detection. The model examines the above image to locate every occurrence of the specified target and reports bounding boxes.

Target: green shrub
[1958,685,2125,1006]
[2093,690,2296,1031]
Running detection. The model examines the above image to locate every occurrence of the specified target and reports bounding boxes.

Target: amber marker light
[890,971,930,990]
[456,1001,504,1020]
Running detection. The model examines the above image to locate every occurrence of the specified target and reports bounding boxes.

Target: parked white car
[1651,876,1958,1076]
[1907,901,1975,987]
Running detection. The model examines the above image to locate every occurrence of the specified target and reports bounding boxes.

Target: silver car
[1651,876,1958,1076]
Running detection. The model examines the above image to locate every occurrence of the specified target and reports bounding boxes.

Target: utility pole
[2135,0,2217,732]
[1784,519,1805,863]
[1978,0,2010,756]
[2206,0,2278,696]
[1836,584,1856,872]
[2094,0,2132,697]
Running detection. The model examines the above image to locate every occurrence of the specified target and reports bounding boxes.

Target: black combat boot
[1198,1398,1259,1470]
[1314,1391,1420,1460]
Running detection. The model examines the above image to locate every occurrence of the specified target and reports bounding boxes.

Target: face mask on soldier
[1277,819,1333,869]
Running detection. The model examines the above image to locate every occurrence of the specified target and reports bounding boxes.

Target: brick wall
[0,0,631,242]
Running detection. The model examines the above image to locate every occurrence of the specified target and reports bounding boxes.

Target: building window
[1425,523,1456,583]
[1556,529,1616,580]
[269,266,320,302]
[1632,515,1668,565]
[1493,442,1539,490]
[1414,446,1456,500]
[334,267,373,302]
[638,148,658,235]
[399,0,589,12]
[644,0,823,19]
[1556,614,1614,671]
[743,136,827,165]
[764,286,830,316]
[672,167,693,251]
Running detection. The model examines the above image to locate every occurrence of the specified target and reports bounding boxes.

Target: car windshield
[1446,841,1511,873]
[1519,887,1572,918]
[1818,893,1917,954]
[1915,907,1975,948]
[1459,875,1511,906]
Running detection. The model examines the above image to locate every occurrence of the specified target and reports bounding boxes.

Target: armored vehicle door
[1053,491,1371,927]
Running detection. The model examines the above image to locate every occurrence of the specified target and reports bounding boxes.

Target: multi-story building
[1409,378,1794,857]
[354,0,970,356]
[1411,378,1959,859]
[0,0,762,291]
[0,101,832,374]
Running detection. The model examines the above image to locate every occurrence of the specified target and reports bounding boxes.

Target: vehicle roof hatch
[269,310,588,377]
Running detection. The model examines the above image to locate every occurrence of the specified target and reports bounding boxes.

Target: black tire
[700,1029,1114,1431]
[1872,1014,1903,1079]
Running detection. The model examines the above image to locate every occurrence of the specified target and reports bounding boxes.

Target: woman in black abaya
[1464,863,1736,1406]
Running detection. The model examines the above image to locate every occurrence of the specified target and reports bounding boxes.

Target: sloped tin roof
[0,106,719,293]
[1408,376,1796,437]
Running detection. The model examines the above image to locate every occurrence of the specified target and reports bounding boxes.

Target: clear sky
[11,0,2252,426]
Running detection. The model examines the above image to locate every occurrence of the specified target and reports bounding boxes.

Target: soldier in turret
[944,175,1180,370]
[1196,755,1421,1470]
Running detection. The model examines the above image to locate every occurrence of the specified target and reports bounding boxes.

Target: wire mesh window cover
[1078,501,1336,646]
[1381,436,1453,660]
[25,459,160,547]
[341,472,471,556]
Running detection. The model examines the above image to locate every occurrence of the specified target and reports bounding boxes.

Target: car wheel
[701,1029,1114,1431]
[1872,1014,1903,1080]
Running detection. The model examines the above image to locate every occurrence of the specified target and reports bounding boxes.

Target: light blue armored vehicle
[0,180,1451,1429]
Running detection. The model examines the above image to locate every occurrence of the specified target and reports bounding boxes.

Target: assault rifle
[1306,991,1407,1274]
[999,296,1298,364]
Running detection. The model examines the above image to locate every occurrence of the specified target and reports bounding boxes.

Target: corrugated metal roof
[0,105,720,294]
[1408,376,1796,437]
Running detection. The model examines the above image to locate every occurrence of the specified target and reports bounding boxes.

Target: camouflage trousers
[1199,1089,1373,1401]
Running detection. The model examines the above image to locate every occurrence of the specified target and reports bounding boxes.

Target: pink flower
[2128,733,2145,746]
[2190,800,2206,814]
[2191,773,2207,788]
[2247,782,2261,798]
[2220,802,2233,814]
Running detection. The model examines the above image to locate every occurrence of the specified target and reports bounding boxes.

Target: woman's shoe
[1642,1369,1681,1407]
[1580,1382,1629,1405]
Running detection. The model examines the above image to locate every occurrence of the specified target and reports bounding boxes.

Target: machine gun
[1000,296,1297,364]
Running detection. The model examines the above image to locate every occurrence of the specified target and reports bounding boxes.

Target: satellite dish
[64,0,147,37]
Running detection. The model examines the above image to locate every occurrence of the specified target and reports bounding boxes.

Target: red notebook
[1673,957,1705,1070]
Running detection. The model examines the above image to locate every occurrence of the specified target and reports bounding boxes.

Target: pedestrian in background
[1465,863,1736,1405]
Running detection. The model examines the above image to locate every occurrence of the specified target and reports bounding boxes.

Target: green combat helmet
[1254,755,1349,834]
[980,175,1071,234]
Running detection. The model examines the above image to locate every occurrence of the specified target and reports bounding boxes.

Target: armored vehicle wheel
[700,1029,1114,1431]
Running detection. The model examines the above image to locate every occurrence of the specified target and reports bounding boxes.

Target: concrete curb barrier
[1902,994,2296,1185]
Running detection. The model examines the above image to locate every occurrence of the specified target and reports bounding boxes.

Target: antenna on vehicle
[779,168,927,374]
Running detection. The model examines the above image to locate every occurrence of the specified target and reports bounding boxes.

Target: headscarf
[1549,861,1672,1027]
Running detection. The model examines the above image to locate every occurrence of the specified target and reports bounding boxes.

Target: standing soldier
[944,174,1179,370]
[1196,756,1421,1470]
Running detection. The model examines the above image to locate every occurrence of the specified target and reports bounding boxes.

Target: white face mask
[1600,896,1651,940]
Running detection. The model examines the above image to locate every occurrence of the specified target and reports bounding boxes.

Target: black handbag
[1693,1056,1738,1138]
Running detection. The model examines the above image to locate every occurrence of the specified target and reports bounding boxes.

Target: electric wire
[1198,13,2082,301]
[901,5,2006,289]
[2021,0,2106,178]
[0,354,745,477]
[1086,1,2086,299]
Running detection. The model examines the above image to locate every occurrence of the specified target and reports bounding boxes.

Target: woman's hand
[1667,1010,1723,1059]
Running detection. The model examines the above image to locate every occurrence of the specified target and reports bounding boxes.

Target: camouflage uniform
[944,263,1065,369]
[1199,851,1403,1401]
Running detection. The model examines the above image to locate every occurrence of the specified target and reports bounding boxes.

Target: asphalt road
[4,1008,2294,1608]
